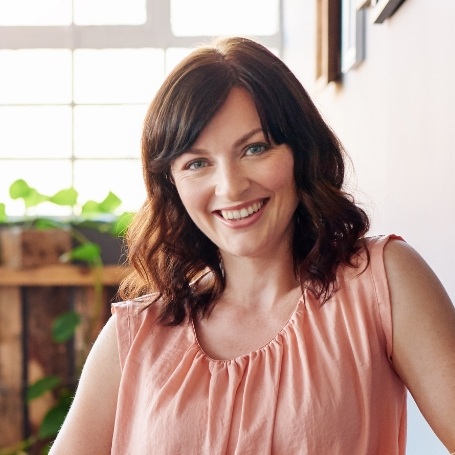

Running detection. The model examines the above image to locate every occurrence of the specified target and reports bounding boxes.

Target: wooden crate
[0,227,72,269]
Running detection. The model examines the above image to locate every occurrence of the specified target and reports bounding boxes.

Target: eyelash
[181,142,271,171]
[245,143,269,156]
[185,159,207,171]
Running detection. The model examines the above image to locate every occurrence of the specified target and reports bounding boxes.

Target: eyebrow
[233,127,264,148]
[186,127,264,155]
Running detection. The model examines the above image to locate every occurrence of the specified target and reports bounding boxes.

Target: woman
[49,37,455,454]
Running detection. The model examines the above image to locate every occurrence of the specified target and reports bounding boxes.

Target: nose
[214,161,250,200]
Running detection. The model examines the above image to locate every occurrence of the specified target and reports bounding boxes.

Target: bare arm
[385,240,455,451]
[49,314,121,455]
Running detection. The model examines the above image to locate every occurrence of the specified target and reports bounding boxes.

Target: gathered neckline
[190,293,305,363]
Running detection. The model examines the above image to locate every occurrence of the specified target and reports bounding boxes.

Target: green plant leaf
[49,188,78,207]
[66,242,101,265]
[111,211,134,237]
[99,191,122,213]
[52,311,81,343]
[38,404,69,439]
[80,191,122,217]
[0,202,6,223]
[80,200,101,216]
[56,388,74,408]
[33,218,65,230]
[41,442,52,455]
[9,179,49,210]
[9,179,31,199]
[27,376,61,402]
[23,188,49,208]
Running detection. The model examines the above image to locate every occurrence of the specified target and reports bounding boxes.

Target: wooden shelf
[0,264,131,287]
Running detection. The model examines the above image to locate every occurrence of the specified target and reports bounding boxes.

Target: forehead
[192,87,264,148]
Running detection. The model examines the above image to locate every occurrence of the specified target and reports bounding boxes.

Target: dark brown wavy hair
[118,36,370,325]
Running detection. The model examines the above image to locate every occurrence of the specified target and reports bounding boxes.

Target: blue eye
[245,144,267,156]
[187,160,207,170]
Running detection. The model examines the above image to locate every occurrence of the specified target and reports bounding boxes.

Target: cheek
[175,183,205,217]
[260,160,295,194]
[175,185,190,208]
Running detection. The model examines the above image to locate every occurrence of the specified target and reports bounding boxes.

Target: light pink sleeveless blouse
[111,235,407,454]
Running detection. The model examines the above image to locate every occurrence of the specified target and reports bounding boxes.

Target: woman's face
[170,87,299,260]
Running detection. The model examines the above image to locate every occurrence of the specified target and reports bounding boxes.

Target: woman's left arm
[384,239,455,451]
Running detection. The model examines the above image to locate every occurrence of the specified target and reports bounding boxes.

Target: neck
[219,250,300,312]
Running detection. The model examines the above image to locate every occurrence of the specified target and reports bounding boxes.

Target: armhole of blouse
[368,234,405,363]
[111,301,133,370]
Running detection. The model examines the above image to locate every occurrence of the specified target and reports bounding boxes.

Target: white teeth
[220,201,264,221]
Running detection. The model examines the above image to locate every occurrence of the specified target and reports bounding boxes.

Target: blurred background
[0,0,454,453]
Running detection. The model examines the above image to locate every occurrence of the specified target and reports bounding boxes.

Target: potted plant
[0,179,134,455]
[0,178,133,268]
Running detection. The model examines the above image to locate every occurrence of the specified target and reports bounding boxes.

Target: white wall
[282,0,455,453]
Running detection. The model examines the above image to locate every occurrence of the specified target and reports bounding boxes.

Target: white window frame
[0,0,282,214]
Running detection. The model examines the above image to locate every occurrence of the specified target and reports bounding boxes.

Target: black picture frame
[370,0,406,23]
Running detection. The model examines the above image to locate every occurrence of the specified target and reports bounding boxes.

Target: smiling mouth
[219,200,266,221]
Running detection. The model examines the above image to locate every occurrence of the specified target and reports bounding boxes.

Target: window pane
[74,0,146,25]
[165,48,194,74]
[74,49,164,103]
[171,0,279,36]
[0,0,71,26]
[74,105,147,158]
[0,107,72,158]
[0,160,73,217]
[74,159,145,213]
[0,50,72,104]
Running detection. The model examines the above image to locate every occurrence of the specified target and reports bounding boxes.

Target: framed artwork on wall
[368,0,406,23]
[341,0,366,73]
[356,0,371,8]
[315,0,341,86]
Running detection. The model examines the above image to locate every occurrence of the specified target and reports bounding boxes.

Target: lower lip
[216,201,267,229]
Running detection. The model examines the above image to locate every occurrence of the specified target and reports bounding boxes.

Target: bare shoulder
[383,237,455,349]
[383,238,455,328]
[383,238,455,451]
[49,314,121,455]
[383,237,436,277]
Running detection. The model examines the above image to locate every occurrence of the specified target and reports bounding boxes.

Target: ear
[165,172,175,185]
